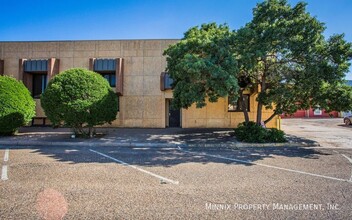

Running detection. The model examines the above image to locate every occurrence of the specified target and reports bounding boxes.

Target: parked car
[344,115,352,125]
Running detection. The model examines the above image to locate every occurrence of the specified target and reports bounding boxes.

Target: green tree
[163,23,239,110]
[0,76,36,135]
[316,82,352,113]
[163,1,352,127]
[41,68,118,137]
[235,0,352,124]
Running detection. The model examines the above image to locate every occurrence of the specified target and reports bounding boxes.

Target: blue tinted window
[102,73,116,87]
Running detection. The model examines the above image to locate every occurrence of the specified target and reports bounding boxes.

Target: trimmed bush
[0,76,36,135]
[234,121,286,143]
[41,68,118,137]
[266,128,287,143]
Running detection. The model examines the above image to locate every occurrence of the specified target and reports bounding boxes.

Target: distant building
[282,80,352,119]
[282,109,339,119]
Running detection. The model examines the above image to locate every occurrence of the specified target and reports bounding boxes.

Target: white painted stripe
[89,149,179,185]
[4,148,9,162]
[1,165,8,180]
[303,147,352,150]
[341,154,352,182]
[178,147,351,183]
[341,154,352,164]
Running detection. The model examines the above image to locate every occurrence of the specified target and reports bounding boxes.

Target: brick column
[47,58,60,81]
[89,58,95,71]
[19,59,33,93]
[160,72,166,91]
[116,58,124,96]
[0,60,4,76]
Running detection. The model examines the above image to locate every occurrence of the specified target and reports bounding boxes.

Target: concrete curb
[0,140,319,148]
[188,142,320,148]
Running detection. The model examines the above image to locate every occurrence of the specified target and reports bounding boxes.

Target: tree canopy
[163,23,239,109]
[236,0,352,124]
[0,76,35,135]
[164,0,352,126]
[41,68,118,137]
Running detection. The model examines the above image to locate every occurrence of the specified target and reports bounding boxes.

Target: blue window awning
[94,59,116,72]
[24,59,48,73]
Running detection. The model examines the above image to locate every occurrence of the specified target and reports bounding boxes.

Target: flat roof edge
[0,39,180,43]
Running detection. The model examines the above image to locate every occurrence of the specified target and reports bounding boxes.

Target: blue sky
[1,0,351,79]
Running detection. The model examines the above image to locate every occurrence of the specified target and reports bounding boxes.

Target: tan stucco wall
[0,40,278,128]
[182,95,278,129]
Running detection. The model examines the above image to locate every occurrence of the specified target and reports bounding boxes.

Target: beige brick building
[0,40,278,128]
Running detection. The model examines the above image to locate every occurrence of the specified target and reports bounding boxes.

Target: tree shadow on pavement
[1,128,236,146]
[0,127,332,168]
[5,145,331,168]
[285,134,320,146]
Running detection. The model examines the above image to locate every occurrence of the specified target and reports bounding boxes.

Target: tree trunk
[88,127,93,138]
[256,79,265,125]
[256,62,267,125]
[256,103,263,125]
[239,89,249,123]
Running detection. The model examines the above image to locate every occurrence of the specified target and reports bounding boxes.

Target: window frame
[160,72,174,91]
[228,95,250,112]
[164,73,174,90]
[90,58,124,95]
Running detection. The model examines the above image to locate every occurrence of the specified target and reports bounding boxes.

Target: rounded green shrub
[266,128,287,143]
[41,68,118,137]
[0,76,36,135]
[234,121,286,143]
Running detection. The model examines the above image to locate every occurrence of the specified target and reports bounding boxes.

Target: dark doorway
[169,109,181,127]
[32,74,47,98]
[168,100,181,127]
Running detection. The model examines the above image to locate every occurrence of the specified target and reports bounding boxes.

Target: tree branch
[264,112,278,125]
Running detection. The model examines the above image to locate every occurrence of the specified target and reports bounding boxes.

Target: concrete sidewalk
[0,126,316,148]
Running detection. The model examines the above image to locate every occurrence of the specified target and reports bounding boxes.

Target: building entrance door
[167,99,181,127]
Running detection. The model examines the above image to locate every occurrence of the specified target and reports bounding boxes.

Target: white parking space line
[1,165,8,180]
[178,147,351,183]
[332,150,352,182]
[1,148,9,181]
[341,154,352,164]
[89,149,179,185]
[341,154,352,182]
[4,148,9,162]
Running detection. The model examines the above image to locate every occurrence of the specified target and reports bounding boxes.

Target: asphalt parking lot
[282,118,352,148]
[1,144,352,219]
